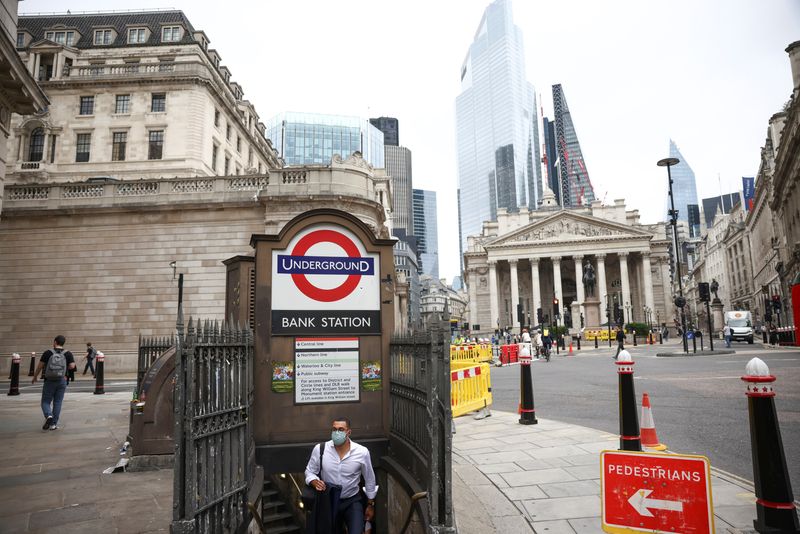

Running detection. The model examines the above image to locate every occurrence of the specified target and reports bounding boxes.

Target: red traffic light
[553,298,559,305]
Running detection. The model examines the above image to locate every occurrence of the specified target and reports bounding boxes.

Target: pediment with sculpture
[486,212,652,248]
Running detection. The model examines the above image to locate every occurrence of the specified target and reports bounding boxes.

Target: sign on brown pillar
[249,209,395,472]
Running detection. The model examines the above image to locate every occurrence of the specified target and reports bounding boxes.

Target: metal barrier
[450,362,492,418]
[137,334,174,393]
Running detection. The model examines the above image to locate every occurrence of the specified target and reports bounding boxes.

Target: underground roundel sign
[271,223,380,335]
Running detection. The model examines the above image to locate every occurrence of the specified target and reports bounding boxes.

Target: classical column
[597,254,608,310]
[552,256,562,306]
[509,259,520,333]
[619,252,631,322]
[574,255,585,316]
[641,252,655,316]
[530,258,541,320]
[468,268,478,331]
[488,260,499,332]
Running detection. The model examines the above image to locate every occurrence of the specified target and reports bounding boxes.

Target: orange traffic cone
[641,392,666,450]
[568,342,573,355]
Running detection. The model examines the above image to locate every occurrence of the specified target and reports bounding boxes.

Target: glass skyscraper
[665,140,699,223]
[551,84,595,207]
[265,112,384,168]
[455,0,542,254]
[412,188,439,279]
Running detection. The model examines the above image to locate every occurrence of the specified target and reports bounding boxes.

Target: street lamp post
[658,156,689,353]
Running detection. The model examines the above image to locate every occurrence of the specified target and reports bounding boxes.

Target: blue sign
[742,177,755,212]
[277,255,374,276]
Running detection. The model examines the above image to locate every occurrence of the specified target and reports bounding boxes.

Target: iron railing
[136,334,174,393]
[172,317,254,534]
[388,319,454,533]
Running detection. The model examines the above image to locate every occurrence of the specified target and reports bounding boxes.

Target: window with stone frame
[16,32,24,48]
[79,96,94,115]
[115,94,130,114]
[112,132,127,161]
[236,135,241,153]
[93,29,113,45]
[45,31,76,46]
[226,123,231,141]
[148,130,164,160]
[161,26,181,42]
[224,155,230,175]
[128,28,147,44]
[214,109,220,127]
[212,144,219,172]
[151,93,166,113]
[28,128,45,162]
[75,133,91,162]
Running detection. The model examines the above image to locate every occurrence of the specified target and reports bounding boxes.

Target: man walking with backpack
[32,335,76,431]
[83,342,97,377]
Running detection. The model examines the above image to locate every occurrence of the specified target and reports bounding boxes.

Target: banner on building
[742,177,755,212]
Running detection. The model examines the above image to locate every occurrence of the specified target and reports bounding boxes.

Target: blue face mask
[331,430,348,446]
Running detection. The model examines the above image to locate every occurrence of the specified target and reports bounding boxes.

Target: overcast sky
[23,1,799,281]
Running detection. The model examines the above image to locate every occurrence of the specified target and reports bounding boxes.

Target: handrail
[401,491,428,534]
[246,502,265,534]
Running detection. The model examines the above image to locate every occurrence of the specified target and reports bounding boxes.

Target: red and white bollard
[7,353,21,396]
[28,352,36,377]
[93,351,105,395]
[518,343,537,425]
[742,357,800,532]
[616,350,641,451]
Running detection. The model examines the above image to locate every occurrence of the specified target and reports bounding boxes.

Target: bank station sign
[271,223,380,335]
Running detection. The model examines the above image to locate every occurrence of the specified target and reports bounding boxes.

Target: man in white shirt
[305,418,378,533]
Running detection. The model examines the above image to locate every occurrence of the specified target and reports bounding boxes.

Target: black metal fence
[171,317,254,534]
[137,334,174,392]
[389,319,454,532]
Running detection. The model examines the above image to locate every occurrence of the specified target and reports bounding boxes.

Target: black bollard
[692,335,697,354]
[742,358,800,533]
[616,350,641,451]
[595,336,599,349]
[763,329,768,344]
[659,332,663,344]
[633,333,637,346]
[28,352,36,377]
[518,350,537,425]
[93,352,105,395]
[577,337,581,350]
[7,353,20,396]
[699,332,704,352]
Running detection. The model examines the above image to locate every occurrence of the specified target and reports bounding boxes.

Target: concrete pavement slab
[452,410,761,533]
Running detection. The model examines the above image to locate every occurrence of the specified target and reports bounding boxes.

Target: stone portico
[464,197,671,335]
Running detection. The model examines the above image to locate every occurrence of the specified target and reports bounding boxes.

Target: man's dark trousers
[83,358,95,376]
[334,494,364,534]
[41,377,67,425]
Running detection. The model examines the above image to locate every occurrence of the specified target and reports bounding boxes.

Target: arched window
[28,127,44,162]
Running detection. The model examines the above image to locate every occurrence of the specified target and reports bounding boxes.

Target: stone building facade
[8,11,280,187]
[463,190,672,335]
[0,10,393,373]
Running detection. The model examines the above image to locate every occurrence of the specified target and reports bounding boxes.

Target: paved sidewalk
[0,387,171,533]
[452,410,760,533]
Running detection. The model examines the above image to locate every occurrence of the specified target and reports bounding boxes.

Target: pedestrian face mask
[331,423,349,446]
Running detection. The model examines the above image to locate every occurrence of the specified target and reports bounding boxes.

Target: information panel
[295,337,359,404]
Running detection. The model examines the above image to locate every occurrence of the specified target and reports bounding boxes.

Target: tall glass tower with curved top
[455,0,541,258]
[665,139,699,223]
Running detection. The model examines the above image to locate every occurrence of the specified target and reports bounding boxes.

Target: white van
[724,310,754,344]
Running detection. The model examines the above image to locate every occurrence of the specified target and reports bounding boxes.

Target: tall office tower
[265,112,384,168]
[455,0,542,255]
[385,145,413,234]
[369,116,399,147]
[664,139,699,223]
[701,192,741,229]
[369,116,413,234]
[687,204,701,238]
[412,188,439,279]
[541,117,560,204]
[552,84,595,207]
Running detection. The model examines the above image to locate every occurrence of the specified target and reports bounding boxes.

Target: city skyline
[19,0,800,281]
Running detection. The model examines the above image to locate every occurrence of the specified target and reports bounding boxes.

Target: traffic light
[698,282,710,302]
[772,295,782,312]
[553,298,560,319]
[536,307,543,324]
[517,303,524,324]
[613,302,620,323]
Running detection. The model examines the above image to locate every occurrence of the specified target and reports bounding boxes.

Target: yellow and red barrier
[450,343,493,364]
[451,361,492,418]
